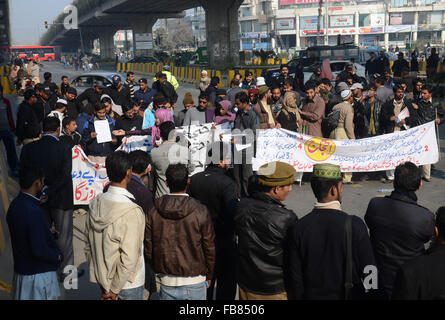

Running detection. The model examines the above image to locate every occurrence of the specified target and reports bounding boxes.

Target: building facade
[239,0,445,50]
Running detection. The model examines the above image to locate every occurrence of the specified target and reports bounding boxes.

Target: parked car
[302,60,366,84]
[70,72,139,95]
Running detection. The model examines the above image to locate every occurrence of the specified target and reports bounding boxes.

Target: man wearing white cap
[256,77,266,87]
[198,70,210,94]
[330,89,355,184]
[48,99,67,129]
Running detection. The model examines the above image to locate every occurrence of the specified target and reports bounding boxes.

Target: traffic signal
[45,21,48,29]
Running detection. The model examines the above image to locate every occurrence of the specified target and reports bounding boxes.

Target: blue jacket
[142,105,155,129]
[134,88,156,111]
[7,192,63,275]
[81,115,116,157]
[76,112,93,135]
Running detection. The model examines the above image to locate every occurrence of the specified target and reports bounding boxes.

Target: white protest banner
[116,135,154,153]
[253,121,439,172]
[72,146,108,205]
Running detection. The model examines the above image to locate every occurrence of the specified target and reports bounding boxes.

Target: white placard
[94,120,112,144]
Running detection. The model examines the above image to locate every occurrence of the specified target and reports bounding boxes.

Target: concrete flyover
[41,0,245,69]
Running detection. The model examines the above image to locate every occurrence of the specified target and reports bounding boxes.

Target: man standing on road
[300,81,325,137]
[8,166,63,300]
[233,91,260,198]
[392,53,409,78]
[16,89,41,146]
[288,163,378,300]
[227,79,242,107]
[380,84,417,182]
[365,52,379,80]
[365,162,435,298]
[183,93,215,126]
[188,142,239,300]
[64,87,84,120]
[330,90,355,184]
[0,84,19,176]
[20,117,74,281]
[104,75,131,107]
[145,163,215,300]
[235,161,297,300]
[86,151,146,300]
[152,72,178,107]
[411,84,444,182]
[125,72,136,99]
[77,81,106,113]
[152,65,179,91]
[58,76,72,97]
[134,78,156,113]
[392,207,445,300]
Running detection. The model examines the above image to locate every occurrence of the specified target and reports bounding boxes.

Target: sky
[9,0,73,46]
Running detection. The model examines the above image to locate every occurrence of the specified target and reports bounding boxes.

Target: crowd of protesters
[2,49,445,301]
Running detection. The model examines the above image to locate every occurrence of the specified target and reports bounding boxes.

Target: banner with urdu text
[72,121,439,205]
[253,121,439,172]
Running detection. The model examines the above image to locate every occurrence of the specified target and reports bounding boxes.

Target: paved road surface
[0,61,444,299]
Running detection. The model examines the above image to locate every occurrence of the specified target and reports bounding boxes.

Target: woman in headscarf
[214,100,235,127]
[275,91,302,133]
[320,58,334,81]
[113,108,173,147]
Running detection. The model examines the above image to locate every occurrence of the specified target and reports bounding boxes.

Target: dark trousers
[207,234,238,300]
[44,207,74,277]
[0,129,18,171]
[233,164,253,198]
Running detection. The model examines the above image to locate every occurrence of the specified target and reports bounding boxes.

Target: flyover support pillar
[99,30,116,60]
[202,0,244,69]
[132,18,157,57]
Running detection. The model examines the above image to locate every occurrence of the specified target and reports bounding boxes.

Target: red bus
[1,46,56,61]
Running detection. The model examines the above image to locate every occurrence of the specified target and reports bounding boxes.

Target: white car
[302,60,366,84]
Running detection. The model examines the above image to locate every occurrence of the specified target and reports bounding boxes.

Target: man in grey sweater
[183,93,215,126]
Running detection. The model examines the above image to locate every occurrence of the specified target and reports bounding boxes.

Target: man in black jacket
[16,89,41,145]
[34,84,52,124]
[288,163,378,300]
[152,72,178,106]
[412,84,445,182]
[380,85,418,182]
[189,141,239,300]
[233,91,260,198]
[392,207,445,300]
[235,161,297,300]
[365,162,435,298]
[20,116,74,279]
[104,75,131,106]
[77,81,106,112]
[64,87,84,119]
[59,117,81,149]
[392,52,410,78]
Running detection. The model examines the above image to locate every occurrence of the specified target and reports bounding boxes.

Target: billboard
[329,15,355,28]
[300,16,325,36]
[370,13,385,27]
[276,18,295,30]
[390,13,403,25]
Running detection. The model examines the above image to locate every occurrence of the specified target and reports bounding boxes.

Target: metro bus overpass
[41,0,244,68]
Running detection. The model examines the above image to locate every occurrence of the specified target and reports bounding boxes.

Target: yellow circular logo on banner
[304,138,336,162]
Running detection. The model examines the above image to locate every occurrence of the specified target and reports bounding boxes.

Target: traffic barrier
[117,62,121,73]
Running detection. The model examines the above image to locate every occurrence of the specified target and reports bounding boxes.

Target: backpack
[321,109,340,138]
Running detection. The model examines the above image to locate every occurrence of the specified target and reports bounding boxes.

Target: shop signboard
[329,14,354,28]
